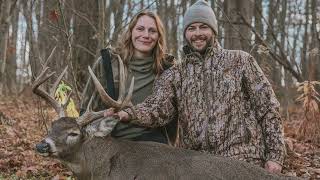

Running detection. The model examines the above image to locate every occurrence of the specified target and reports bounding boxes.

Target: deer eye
[68,132,79,137]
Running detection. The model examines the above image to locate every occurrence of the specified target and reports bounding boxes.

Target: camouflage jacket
[124,44,286,165]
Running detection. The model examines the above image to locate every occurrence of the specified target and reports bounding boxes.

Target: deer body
[36,118,297,180]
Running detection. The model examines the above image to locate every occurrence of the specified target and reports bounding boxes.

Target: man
[107,0,285,174]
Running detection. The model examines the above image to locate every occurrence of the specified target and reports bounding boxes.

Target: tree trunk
[301,0,309,80]
[6,6,19,94]
[72,0,99,89]
[253,0,263,64]
[266,0,281,86]
[169,0,178,57]
[216,0,223,44]
[223,0,253,51]
[21,0,42,79]
[309,0,319,81]
[97,0,106,53]
[111,0,126,44]
[0,0,17,94]
[106,0,112,42]
[254,0,263,45]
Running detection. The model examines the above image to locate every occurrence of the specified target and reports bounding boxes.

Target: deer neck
[60,147,84,176]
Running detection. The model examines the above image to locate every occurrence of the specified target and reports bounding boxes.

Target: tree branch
[239,13,303,82]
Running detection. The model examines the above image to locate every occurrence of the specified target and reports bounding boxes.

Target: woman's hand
[104,108,130,122]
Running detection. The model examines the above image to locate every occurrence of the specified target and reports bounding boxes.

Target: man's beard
[187,35,213,54]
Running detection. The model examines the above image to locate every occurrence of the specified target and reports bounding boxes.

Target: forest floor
[0,91,320,180]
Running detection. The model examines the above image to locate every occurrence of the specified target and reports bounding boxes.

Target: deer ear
[84,117,119,137]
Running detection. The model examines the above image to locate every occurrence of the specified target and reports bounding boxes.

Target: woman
[80,10,176,144]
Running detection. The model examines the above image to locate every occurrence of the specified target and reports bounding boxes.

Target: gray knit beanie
[183,0,218,35]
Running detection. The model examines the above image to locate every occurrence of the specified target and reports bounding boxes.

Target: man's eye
[187,27,195,31]
[200,25,209,29]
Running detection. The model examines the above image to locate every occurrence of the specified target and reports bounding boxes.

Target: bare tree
[6,5,19,93]
[309,0,320,80]
[111,0,126,44]
[72,0,99,89]
[168,0,178,57]
[223,0,253,51]
[0,0,18,94]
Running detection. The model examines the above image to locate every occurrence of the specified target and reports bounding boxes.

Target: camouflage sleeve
[243,55,285,165]
[123,68,178,128]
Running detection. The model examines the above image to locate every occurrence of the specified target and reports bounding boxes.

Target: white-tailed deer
[34,59,298,180]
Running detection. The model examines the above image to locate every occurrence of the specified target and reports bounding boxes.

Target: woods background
[1,0,320,107]
[0,0,320,179]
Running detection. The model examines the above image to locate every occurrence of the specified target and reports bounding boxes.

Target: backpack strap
[100,49,117,100]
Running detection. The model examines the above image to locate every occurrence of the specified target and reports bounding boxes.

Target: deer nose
[36,141,50,153]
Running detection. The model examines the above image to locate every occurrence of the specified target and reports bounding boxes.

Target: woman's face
[131,15,159,58]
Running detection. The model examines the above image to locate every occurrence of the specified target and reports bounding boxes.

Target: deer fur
[36,117,298,180]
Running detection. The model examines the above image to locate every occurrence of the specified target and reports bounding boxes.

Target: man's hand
[264,161,282,174]
[104,108,130,122]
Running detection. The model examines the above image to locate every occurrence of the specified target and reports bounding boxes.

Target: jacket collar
[182,41,222,64]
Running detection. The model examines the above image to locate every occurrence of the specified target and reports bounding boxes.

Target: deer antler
[88,66,134,110]
[32,47,74,118]
[33,65,106,127]
[76,94,106,126]
[32,66,69,118]
[76,55,134,126]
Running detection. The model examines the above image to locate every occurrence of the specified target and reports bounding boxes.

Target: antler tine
[43,46,57,68]
[76,94,105,127]
[115,54,125,103]
[33,67,55,87]
[121,76,134,109]
[88,66,122,109]
[77,64,134,127]
[87,93,95,112]
[32,67,66,117]
[76,94,94,126]
[49,66,69,97]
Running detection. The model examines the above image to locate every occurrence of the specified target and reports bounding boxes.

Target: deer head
[36,117,83,158]
[34,52,134,159]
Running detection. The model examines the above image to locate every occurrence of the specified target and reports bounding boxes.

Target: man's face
[185,22,214,54]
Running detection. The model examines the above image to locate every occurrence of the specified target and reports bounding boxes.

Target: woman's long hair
[115,10,167,75]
